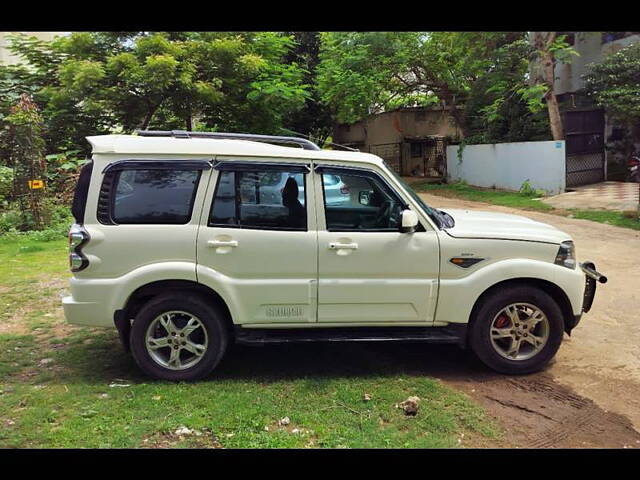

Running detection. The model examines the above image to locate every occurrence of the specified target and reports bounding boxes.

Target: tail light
[628,157,640,167]
[340,185,350,194]
[69,224,90,272]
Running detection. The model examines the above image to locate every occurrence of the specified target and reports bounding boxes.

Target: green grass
[0,236,499,448]
[570,210,640,230]
[416,182,554,212]
[415,182,640,231]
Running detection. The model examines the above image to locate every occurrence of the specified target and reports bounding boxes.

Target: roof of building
[87,135,383,165]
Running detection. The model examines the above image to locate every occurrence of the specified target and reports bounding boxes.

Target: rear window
[107,169,201,224]
[71,160,94,224]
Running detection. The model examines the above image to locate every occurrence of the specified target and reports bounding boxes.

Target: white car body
[62,133,603,377]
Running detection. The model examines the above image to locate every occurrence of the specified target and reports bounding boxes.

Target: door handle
[329,242,358,250]
[207,240,238,248]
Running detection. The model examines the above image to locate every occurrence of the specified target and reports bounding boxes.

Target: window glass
[112,169,201,224]
[321,171,404,231]
[210,169,307,230]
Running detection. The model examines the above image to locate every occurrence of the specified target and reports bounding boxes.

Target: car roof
[87,135,383,166]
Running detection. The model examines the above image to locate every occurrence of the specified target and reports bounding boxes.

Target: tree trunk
[533,32,564,140]
[543,49,564,140]
[140,102,160,130]
[440,88,469,138]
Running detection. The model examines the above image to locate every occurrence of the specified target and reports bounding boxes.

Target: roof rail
[134,130,321,151]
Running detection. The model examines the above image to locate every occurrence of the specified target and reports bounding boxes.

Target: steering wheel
[374,200,393,229]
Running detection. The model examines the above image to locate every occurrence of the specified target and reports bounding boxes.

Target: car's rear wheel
[130,293,228,381]
[469,285,564,374]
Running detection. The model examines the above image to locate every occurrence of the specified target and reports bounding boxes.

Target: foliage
[518,180,547,198]
[583,42,640,128]
[281,32,334,147]
[44,150,90,204]
[528,33,580,140]
[0,166,13,201]
[463,39,551,144]
[3,94,48,229]
[0,200,72,238]
[0,32,311,156]
[317,32,523,133]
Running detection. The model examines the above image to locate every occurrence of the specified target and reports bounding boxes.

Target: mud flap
[114,310,131,353]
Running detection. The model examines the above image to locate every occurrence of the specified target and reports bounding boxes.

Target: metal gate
[564,109,605,188]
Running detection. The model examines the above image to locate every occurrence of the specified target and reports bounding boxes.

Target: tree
[529,32,579,140]
[4,94,47,229]
[0,32,310,155]
[583,42,640,162]
[282,32,333,147]
[464,39,551,144]
[317,32,521,135]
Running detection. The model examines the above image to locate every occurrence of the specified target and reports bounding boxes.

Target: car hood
[441,209,570,244]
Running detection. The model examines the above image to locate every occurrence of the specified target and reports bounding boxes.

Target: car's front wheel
[130,293,228,381]
[469,285,564,374]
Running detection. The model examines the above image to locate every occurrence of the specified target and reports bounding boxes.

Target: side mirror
[400,209,419,233]
[358,190,371,206]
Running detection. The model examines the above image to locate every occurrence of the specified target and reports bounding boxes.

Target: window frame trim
[314,165,415,233]
[208,164,310,232]
[97,163,205,226]
[102,158,212,174]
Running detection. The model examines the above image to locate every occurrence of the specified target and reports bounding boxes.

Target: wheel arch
[114,280,234,351]
[468,277,575,337]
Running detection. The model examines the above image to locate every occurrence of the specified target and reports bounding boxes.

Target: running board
[234,326,467,348]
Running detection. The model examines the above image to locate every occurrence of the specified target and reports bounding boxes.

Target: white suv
[63,131,606,381]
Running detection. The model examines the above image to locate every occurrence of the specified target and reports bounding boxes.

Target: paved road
[419,192,640,445]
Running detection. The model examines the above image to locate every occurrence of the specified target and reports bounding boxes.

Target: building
[552,32,640,186]
[333,106,462,177]
[0,32,60,65]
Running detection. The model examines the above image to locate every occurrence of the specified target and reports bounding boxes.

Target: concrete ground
[542,181,640,211]
[416,191,640,447]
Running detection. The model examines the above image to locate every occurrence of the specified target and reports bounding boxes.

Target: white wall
[446,141,566,195]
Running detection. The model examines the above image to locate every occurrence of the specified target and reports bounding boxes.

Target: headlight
[554,240,576,269]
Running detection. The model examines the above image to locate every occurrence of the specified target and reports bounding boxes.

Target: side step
[234,326,467,348]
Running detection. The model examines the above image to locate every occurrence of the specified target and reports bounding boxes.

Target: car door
[314,165,440,324]
[196,159,318,325]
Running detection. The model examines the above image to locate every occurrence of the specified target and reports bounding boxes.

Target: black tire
[468,285,564,375]
[130,292,228,381]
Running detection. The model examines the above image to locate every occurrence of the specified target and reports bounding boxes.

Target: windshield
[383,162,446,229]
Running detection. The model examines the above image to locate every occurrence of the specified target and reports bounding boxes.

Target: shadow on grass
[50,331,502,386]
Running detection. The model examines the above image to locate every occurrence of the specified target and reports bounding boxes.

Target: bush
[0,166,13,201]
[0,199,73,240]
[519,180,546,198]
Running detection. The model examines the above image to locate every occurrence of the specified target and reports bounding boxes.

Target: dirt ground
[418,192,640,448]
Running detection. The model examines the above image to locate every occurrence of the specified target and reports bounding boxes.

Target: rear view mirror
[400,209,419,233]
